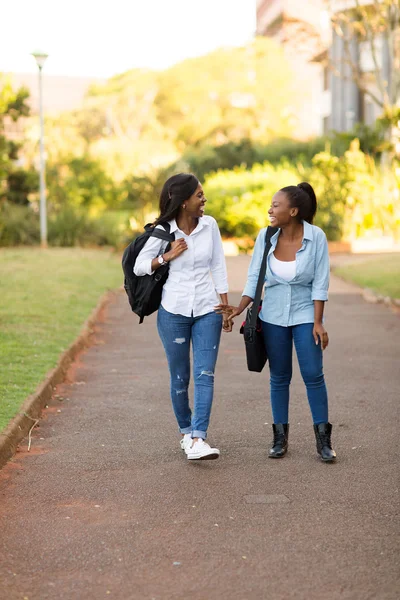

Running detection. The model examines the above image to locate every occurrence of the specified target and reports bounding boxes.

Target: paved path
[0,258,399,600]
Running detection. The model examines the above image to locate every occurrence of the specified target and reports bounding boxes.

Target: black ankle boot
[269,423,289,458]
[313,423,336,462]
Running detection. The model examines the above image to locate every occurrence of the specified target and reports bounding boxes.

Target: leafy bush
[47,154,122,213]
[171,138,329,182]
[48,207,132,247]
[330,122,389,159]
[204,162,300,238]
[204,140,400,242]
[0,203,133,248]
[0,203,40,246]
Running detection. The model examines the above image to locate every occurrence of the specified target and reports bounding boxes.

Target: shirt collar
[302,220,313,241]
[270,220,313,244]
[169,219,179,233]
[170,217,210,235]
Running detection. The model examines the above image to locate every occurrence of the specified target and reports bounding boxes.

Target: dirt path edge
[0,289,118,469]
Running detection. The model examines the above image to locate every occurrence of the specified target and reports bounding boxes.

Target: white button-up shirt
[134,215,229,317]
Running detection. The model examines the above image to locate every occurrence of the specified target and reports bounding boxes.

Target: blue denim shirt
[242,221,330,327]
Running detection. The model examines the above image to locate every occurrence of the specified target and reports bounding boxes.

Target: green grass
[0,248,122,431]
[335,255,400,299]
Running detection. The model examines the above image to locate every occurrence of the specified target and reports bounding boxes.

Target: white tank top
[270,253,296,282]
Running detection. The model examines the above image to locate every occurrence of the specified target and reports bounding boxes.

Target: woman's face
[184,184,207,218]
[268,191,297,227]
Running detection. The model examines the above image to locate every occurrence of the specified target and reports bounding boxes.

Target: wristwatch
[157,255,167,266]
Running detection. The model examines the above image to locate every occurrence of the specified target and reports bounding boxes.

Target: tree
[155,37,298,148]
[330,0,400,154]
[0,75,38,205]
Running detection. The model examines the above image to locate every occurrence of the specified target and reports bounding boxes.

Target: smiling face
[184,183,206,218]
[268,191,298,227]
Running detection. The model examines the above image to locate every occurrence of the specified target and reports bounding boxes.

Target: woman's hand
[222,315,233,332]
[215,304,243,324]
[164,238,187,262]
[313,323,329,350]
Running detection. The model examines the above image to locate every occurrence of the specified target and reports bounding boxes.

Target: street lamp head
[31,50,48,69]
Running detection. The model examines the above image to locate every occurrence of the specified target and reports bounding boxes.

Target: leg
[191,311,223,439]
[157,305,192,433]
[292,323,329,424]
[293,324,336,461]
[261,322,293,424]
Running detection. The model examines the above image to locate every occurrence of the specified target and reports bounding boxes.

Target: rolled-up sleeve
[210,219,229,293]
[133,236,164,276]
[311,231,330,301]
[242,228,266,299]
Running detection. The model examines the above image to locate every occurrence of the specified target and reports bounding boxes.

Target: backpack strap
[145,222,175,243]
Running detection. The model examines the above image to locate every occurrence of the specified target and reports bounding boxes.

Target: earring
[182,205,186,209]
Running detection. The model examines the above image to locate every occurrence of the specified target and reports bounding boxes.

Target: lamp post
[31,50,48,248]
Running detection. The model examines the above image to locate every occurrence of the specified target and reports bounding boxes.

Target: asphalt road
[0,258,399,600]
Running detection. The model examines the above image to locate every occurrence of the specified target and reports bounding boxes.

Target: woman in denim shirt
[217,182,336,462]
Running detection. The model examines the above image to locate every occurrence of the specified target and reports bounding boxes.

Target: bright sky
[1,0,256,78]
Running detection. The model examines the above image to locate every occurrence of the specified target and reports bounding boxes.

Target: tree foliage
[36,38,298,181]
[0,75,38,205]
[204,141,400,242]
[155,38,297,148]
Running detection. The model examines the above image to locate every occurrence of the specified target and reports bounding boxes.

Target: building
[325,0,392,133]
[256,0,331,138]
[256,0,392,136]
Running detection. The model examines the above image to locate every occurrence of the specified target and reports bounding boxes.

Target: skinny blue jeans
[157,305,223,439]
[261,321,329,425]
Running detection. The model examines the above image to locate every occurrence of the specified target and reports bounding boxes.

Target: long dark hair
[154,173,199,226]
[279,182,317,224]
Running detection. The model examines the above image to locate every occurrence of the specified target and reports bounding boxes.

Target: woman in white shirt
[134,173,230,461]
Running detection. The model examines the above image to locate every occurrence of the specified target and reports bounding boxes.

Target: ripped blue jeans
[157,304,223,439]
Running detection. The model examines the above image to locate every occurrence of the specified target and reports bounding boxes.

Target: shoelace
[318,433,332,449]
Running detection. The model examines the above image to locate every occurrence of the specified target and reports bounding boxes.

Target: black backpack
[122,223,175,323]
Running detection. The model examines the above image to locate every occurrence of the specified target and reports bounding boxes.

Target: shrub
[204,140,400,243]
[48,207,132,247]
[171,138,329,182]
[204,162,300,238]
[0,203,40,246]
[47,154,122,212]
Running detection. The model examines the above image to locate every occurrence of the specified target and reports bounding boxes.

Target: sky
[1,0,256,78]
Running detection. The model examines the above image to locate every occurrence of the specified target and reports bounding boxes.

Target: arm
[215,228,266,323]
[312,231,330,350]
[210,220,232,331]
[311,230,329,303]
[134,235,187,276]
[133,236,164,276]
[210,219,229,295]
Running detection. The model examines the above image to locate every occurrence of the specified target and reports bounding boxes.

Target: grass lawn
[335,254,400,299]
[0,248,122,432]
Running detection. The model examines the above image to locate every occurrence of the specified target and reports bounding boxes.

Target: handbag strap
[250,226,278,327]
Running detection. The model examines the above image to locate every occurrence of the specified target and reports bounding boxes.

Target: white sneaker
[180,433,192,451]
[186,438,220,461]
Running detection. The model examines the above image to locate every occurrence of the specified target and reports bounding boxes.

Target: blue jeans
[261,321,329,425]
[157,305,223,439]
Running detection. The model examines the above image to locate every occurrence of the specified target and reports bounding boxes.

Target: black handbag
[241,227,278,372]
